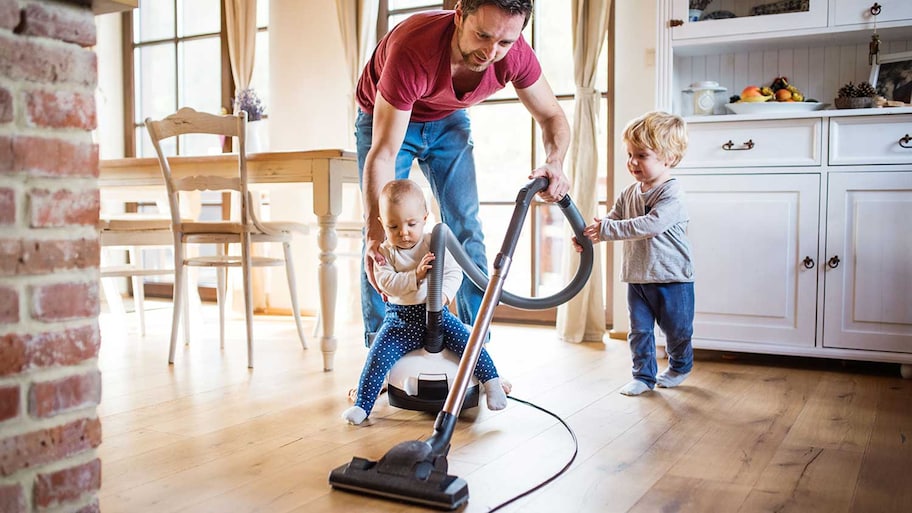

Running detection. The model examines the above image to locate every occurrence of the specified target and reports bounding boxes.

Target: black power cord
[485,395,579,512]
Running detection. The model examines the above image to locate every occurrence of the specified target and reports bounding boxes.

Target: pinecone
[837,82,858,98]
[856,81,877,97]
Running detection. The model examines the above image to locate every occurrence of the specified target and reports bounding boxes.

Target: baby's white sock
[341,406,367,425]
[656,369,691,388]
[483,378,508,410]
[619,379,651,396]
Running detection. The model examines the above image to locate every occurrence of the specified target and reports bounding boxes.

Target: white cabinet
[671,0,828,40]
[679,118,822,168]
[673,173,820,349]
[832,0,912,27]
[823,172,912,354]
[654,0,912,375]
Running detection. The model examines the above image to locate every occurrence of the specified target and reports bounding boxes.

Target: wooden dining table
[99,149,360,371]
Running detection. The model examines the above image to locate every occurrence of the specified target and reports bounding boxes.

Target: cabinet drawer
[678,119,821,169]
[832,0,912,26]
[829,115,912,165]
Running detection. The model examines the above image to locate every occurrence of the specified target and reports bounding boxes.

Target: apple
[741,85,762,98]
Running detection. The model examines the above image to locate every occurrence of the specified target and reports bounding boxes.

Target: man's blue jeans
[355,109,487,346]
[627,282,694,387]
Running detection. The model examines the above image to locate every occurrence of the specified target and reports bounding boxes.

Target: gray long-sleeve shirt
[599,178,694,284]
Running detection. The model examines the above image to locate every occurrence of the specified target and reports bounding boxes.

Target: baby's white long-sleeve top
[375,232,464,305]
[599,178,694,284]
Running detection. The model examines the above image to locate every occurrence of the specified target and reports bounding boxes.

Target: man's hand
[530,160,570,202]
[364,227,388,301]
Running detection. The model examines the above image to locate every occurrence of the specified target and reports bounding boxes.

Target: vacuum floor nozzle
[328,440,468,510]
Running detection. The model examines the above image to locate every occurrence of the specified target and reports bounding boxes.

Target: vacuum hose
[423,176,594,354]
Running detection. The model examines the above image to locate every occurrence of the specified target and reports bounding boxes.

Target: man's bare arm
[516,75,572,201]
[362,91,412,292]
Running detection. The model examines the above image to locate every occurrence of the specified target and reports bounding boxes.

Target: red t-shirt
[356,11,542,122]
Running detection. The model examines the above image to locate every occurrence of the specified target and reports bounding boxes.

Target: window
[124,1,270,297]
[127,0,269,158]
[379,1,610,322]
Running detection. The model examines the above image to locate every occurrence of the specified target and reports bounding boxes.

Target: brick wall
[0,1,103,512]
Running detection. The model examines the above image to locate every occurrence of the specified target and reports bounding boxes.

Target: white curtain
[557,0,611,343]
[225,0,258,93]
[335,0,378,145]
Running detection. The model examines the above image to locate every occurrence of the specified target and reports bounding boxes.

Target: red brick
[20,2,96,47]
[0,285,17,323]
[0,385,20,423]
[27,324,100,369]
[0,188,13,224]
[10,136,98,177]
[28,188,98,227]
[0,417,102,477]
[34,458,101,508]
[0,86,11,123]
[0,482,25,513]
[30,281,98,321]
[0,32,97,87]
[0,0,18,32]
[0,238,100,276]
[0,324,100,376]
[0,332,26,376]
[25,89,96,130]
[29,370,101,418]
[19,238,99,275]
[0,136,11,171]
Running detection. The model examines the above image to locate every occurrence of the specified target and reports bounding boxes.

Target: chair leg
[100,249,127,318]
[129,246,146,336]
[282,241,307,350]
[216,244,227,349]
[241,234,255,368]
[169,241,185,364]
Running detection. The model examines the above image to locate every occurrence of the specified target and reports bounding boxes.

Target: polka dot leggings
[354,303,500,416]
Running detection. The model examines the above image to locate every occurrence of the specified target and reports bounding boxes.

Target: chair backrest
[144,107,249,228]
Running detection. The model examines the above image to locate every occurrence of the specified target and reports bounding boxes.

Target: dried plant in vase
[835,81,876,109]
[233,88,266,121]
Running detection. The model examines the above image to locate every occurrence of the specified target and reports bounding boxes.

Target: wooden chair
[145,107,309,367]
[98,212,174,336]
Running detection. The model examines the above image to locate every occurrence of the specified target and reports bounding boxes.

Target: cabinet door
[667,174,820,348]
[671,0,827,40]
[823,172,912,353]
[832,0,912,27]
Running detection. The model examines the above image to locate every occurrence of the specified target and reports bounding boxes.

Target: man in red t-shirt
[355,0,570,346]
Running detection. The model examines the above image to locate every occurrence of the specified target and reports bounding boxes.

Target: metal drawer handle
[827,255,840,269]
[900,134,912,149]
[722,139,754,151]
[802,256,815,269]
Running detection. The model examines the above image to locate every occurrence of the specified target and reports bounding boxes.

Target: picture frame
[870,51,912,104]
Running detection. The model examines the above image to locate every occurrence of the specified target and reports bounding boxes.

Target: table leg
[317,215,339,371]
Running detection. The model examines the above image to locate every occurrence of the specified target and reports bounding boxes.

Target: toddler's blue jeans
[627,282,694,387]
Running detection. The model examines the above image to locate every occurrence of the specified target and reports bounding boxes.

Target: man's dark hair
[459,0,533,29]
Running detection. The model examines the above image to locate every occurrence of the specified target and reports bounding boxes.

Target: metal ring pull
[802,256,815,269]
[722,139,755,151]
[827,256,840,269]
[900,134,912,148]
[870,3,881,16]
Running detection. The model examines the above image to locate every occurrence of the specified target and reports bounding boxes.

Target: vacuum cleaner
[328,177,594,510]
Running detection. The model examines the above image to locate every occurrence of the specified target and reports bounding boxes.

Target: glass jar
[682,81,728,116]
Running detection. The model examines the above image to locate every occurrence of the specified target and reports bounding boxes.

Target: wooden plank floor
[97,301,912,513]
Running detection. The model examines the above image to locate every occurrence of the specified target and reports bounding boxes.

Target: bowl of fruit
[726,77,826,114]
